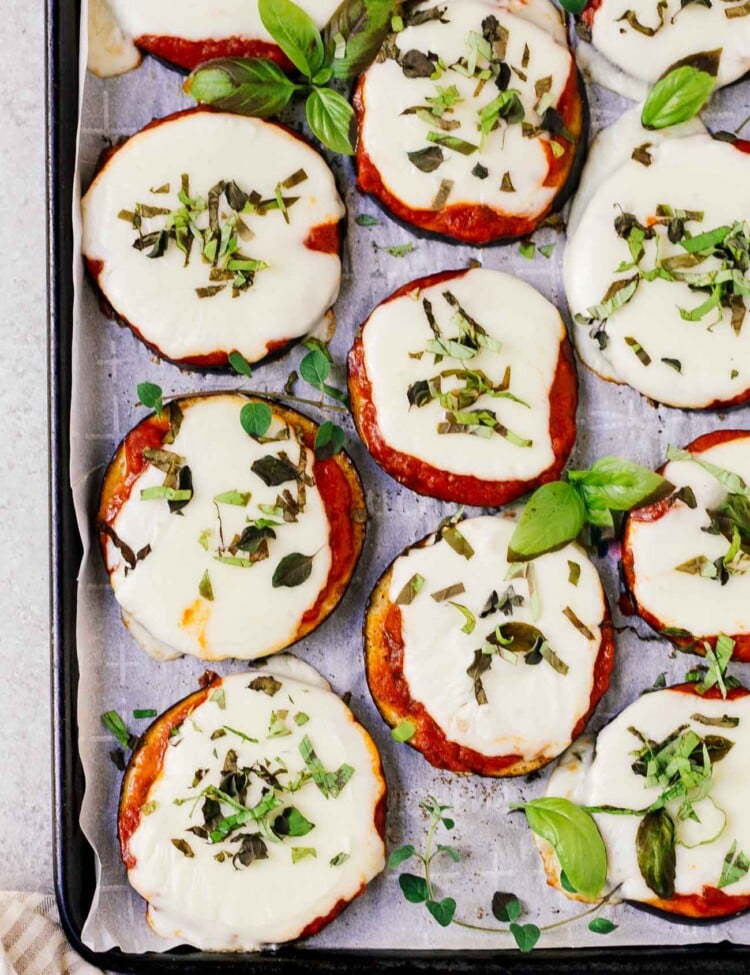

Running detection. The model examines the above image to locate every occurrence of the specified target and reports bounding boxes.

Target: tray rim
[45,0,750,969]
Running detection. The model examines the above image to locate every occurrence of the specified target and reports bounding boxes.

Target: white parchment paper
[69,2,750,954]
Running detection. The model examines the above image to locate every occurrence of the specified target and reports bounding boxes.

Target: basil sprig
[641,51,720,130]
[508,457,672,561]
[185,0,395,155]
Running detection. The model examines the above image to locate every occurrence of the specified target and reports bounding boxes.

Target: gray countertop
[0,0,53,891]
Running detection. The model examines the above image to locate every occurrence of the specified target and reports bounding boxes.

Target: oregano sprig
[391,796,618,952]
[185,0,396,155]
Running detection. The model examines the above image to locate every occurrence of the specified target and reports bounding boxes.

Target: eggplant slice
[365,513,615,776]
[98,393,367,662]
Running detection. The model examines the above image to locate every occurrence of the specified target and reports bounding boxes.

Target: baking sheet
[68,4,750,954]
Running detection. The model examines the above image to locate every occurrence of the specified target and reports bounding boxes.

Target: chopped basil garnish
[248,675,282,697]
[395,573,425,606]
[101,710,137,749]
[299,734,354,798]
[719,840,750,888]
[199,570,214,601]
[392,720,417,743]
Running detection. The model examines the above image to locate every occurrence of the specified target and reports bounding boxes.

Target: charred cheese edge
[565,108,750,409]
[365,514,614,775]
[119,658,387,950]
[87,0,341,76]
[542,685,750,918]
[355,0,585,244]
[81,109,345,369]
[97,393,366,662]
[623,430,750,656]
[348,267,578,506]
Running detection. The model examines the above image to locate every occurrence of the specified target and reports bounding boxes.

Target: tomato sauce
[347,269,578,507]
[353,63,584,244]
[622,430,750,660]
[135,35,292,73]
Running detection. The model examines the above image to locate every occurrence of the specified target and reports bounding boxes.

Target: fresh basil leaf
[512,797,607,898]
[259,0,326,78]
[137,382,163,418]
[248,675,282,696]
[399,873,429,903]
[240,402,273,440]
[641,60,718,130]
[391,719,416,742]
[251,455,298,486]
[185,57,299,117]
[510,922,540,953]
[272,552,314,588]
[436,844,460,862]
[306,87,356,155]
[314,420,345,460]
[101,710,136,749]
[636,808,676,898]
[719,840,750,888]
[568,456,673,512]
[426,897,456,927]
[324,0,395,79]
[507,482,587,562]
[557,0,588,12]
[272,806,315,838]
[388,844,416,868]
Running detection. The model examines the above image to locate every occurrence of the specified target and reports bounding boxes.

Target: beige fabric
[0,894,101,975]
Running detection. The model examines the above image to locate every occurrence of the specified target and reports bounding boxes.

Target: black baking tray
[46,0,750,970]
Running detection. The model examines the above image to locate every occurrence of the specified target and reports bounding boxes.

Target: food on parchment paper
[354,0,587,244]
[82,109,345,370]
[348,267,577,506]
[119,658,387,949]
[566,107,750,409]
[97,393,366,662]
[365,513,614,776]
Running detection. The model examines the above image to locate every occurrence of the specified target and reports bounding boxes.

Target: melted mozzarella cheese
[565,114,750,408]
[88,0,142,77]
[126,663,386,950]
[547,689,750,900]
[388,515,606,761]
[361,269,567,481]
[359,0,575,216]
[587,0,750,91]
[627,434,750,637]
[82,112,344,364]
[105,395,334,661]
[88,0,340,76]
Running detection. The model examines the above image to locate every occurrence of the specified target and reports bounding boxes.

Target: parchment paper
[69,3,750,953]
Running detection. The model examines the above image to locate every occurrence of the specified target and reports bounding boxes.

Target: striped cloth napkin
[0,894,101,975]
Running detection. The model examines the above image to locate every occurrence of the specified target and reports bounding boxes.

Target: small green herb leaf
[306,86,356,155]
[272,552,314,588]
[636,808,676,898]
[300,347,331,387]
[314,420,345,460]
[356,214,381,226]
[137,382,163,418]
[512,798,607,898]
[228,350,253,377]
[185,57,299,117]
[507,482,587,562]
[101,710,135,749]
[641,58,719,130]
[391,719,416,742]
[240,401,273,440]
[259,0,325,78]
[491,891,522,922]
[388,844,416,868]
[719,840,750,888]
[510,922,540,953]
[426,897,456,927]
[399,873,430,903]
[589,917,618,934]
[395,573,425,605]
[133,709,156,719]
[199,570,214,601]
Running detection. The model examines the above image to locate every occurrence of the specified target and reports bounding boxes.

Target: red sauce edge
[98,397,364,638]
[581,0,603,28]
[135,35,293,72]
[370,592,614,776]
[347,268,578,506]
[622,430,750,660]
[119,679,219,867]
[353,63,583,244]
